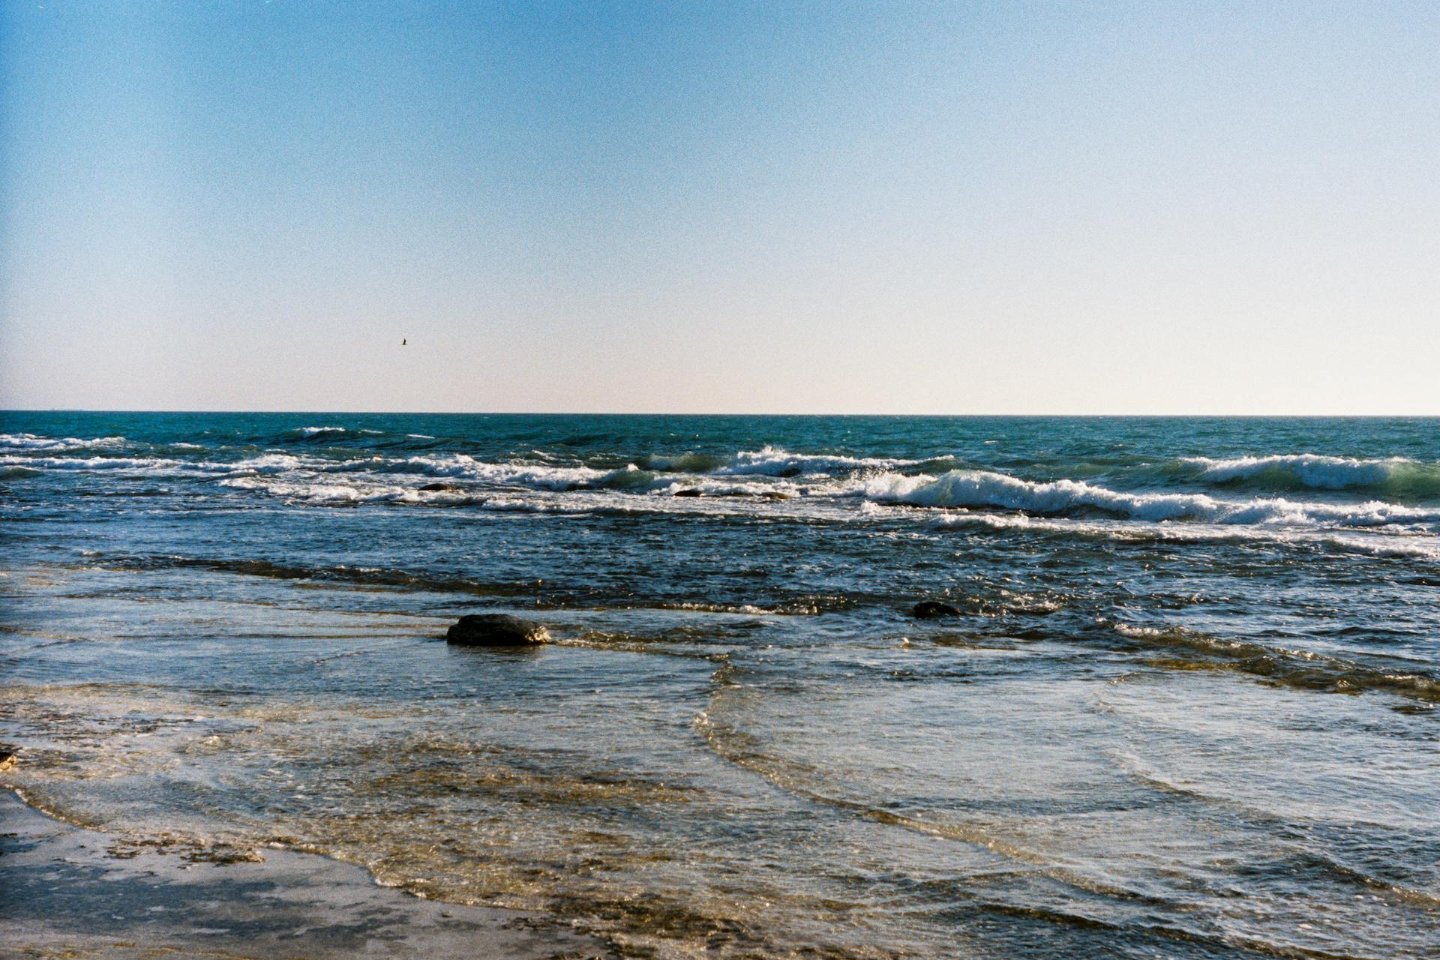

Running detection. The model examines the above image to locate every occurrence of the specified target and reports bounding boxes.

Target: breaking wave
[287,454,802,498]
[0,455,194,474]
[6,428,1439,537]
[865,470,1440,529]
[0,433,128,453]
[716,446,921,477]
[1179,454,1440,497]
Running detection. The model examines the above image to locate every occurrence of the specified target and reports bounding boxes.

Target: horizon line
[3,408,1438,419]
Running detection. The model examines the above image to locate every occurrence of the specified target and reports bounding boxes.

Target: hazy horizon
[4,2,1438,416]
[5,408,1439,420]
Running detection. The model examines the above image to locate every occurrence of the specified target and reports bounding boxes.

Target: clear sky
[2,1,1437,414]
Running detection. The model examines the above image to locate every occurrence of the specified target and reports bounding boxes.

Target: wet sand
[0,791,612,960]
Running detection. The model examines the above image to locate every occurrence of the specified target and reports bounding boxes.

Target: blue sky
[2,1,1437,413]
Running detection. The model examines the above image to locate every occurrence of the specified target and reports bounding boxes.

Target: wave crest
[865,469,1440,529]
[1181,454,1440,496]
[720,446,919,477]
[0,433,128,453]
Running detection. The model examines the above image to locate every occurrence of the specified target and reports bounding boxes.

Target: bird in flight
[401,339,407,346]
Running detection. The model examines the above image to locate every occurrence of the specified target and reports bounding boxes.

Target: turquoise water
[2,412,1438,957]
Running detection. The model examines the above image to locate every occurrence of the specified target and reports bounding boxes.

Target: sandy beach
[0,791,612,960]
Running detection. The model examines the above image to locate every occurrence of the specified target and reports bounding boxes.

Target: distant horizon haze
[4,408,1437,420]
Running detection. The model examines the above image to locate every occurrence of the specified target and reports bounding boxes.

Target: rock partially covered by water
[446,614,550,646]
[912,600,961,619]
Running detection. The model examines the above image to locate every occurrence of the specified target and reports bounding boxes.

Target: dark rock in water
[912,600,961,619]
[446,614,550,646]
[420,481,463,492]
[673,488,704,498]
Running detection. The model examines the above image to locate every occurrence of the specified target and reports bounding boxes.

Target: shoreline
[0,790,613,960]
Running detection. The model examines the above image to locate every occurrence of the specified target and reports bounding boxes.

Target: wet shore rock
[446,614,550,646]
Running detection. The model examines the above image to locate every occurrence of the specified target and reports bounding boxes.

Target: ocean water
[2,411,1438,958]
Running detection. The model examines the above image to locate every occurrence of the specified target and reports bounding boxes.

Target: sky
[2,0,1437,414]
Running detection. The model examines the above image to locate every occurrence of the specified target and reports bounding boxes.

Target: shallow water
[2,412,1438,958]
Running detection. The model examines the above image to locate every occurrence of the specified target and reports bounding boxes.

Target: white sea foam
[394,455,613,489]
[219,476,441,504]
[0,433,57,449]
[295,426,349,437]
[1,452,315,478]
[221,458,638,501]
[367,454,806,498]
[216,469,826,523]
[6,442,809,499]
[14,436,1435,536]
[0,433,128,452]
[866,469,1440,529]
[0,455,190,474]
[931,511,1440,560]
[717,446,918,477]
[219,476,673,512]
[227,453,307,473]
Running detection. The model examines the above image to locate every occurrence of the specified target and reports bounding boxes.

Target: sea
[2,412,1437,959]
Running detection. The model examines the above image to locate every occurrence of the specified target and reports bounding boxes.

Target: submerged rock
[912,600,961,619]
[419,481,463,492]
[446,614,550,646]
[673,488,704,497]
